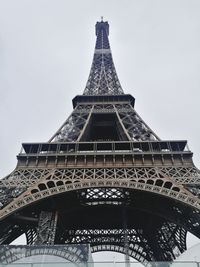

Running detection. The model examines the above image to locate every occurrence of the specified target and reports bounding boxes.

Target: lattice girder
[50,106,90,142]
[0,166,200,218]
[0,19,200,264]
[35,211,58,245]
[83,21,123,96]
[0,245,90,264]
[61,222,186,262]
[50,103,162,142]
[0,186,189,263]
[64,228,153,263]
[0,169,200,240]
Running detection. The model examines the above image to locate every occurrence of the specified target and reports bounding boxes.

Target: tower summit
[84,20,123,96]
[0,20,200,264]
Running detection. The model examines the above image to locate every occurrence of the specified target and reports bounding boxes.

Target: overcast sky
[0,0,200,262]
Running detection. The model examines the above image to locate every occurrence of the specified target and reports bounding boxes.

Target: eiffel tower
[0,19,200,264]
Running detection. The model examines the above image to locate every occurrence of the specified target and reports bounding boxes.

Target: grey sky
[0,0,200,261]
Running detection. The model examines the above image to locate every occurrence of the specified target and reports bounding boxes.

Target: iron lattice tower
[0,20,200,264]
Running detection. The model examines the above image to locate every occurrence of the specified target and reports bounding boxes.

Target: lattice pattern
[0,169,51,187]
[1,166,200,212]
[50,103,161,142]
[65,228,151,263]
[50,106,90,142]
[187,185,200,198]
[160,223,186,255]
[35,211,58,245]
[160,167,200,184]
[83,53,124,95]
[116,104,159,141]
[156,223,186,258]
[26,228,37,245]
[78,188,130,206]
[0,245,90,264]
[0,20,200,264]
[1,166,200,222]
[83,22,123,95]
[0,169,52,207]
[63,225,185,263]
[75,104,93,113]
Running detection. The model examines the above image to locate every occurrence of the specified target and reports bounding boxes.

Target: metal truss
[49,105,90,142]
[2,165,200,189]
[49,103,160,142]
[0,171,198,262]
[62,223,186,263]
[78,188,131,206]
[0,169,52,208]
[83,51,124,96]
[0,166,200,217]
[0,223,25,245]
[115,104,159,141]
[83,21,124,96]
[25,228,37,245]
[0,245,90,265]
[35,211,58,245]
[0,19,200,265]
[64,228,151,263]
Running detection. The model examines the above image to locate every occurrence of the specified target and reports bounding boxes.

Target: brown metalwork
[0,19,200,264]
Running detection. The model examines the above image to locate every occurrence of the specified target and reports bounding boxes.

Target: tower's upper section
[83,20,124,96]
[95,21,110,49]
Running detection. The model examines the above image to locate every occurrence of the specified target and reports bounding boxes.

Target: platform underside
[1,187,197,263]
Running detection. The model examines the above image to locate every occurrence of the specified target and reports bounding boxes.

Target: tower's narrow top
[95,21,110,49]
[83,20,124,96]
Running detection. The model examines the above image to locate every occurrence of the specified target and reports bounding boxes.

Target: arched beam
[0,245,89,264]
[0,177,199,222]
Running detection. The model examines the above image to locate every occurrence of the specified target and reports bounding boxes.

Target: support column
[122,207,130,267]
[35,211,58,245]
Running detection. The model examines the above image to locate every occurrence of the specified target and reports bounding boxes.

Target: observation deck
[17,140,192,169]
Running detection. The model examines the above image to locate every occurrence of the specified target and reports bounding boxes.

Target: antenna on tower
[101,16,103,22]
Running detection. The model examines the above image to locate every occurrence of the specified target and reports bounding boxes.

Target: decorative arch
[0,176,199,222]
[91,244,148,264]
[0,245,89,264]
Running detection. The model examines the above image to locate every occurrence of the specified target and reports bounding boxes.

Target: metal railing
[20,140,189,156]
